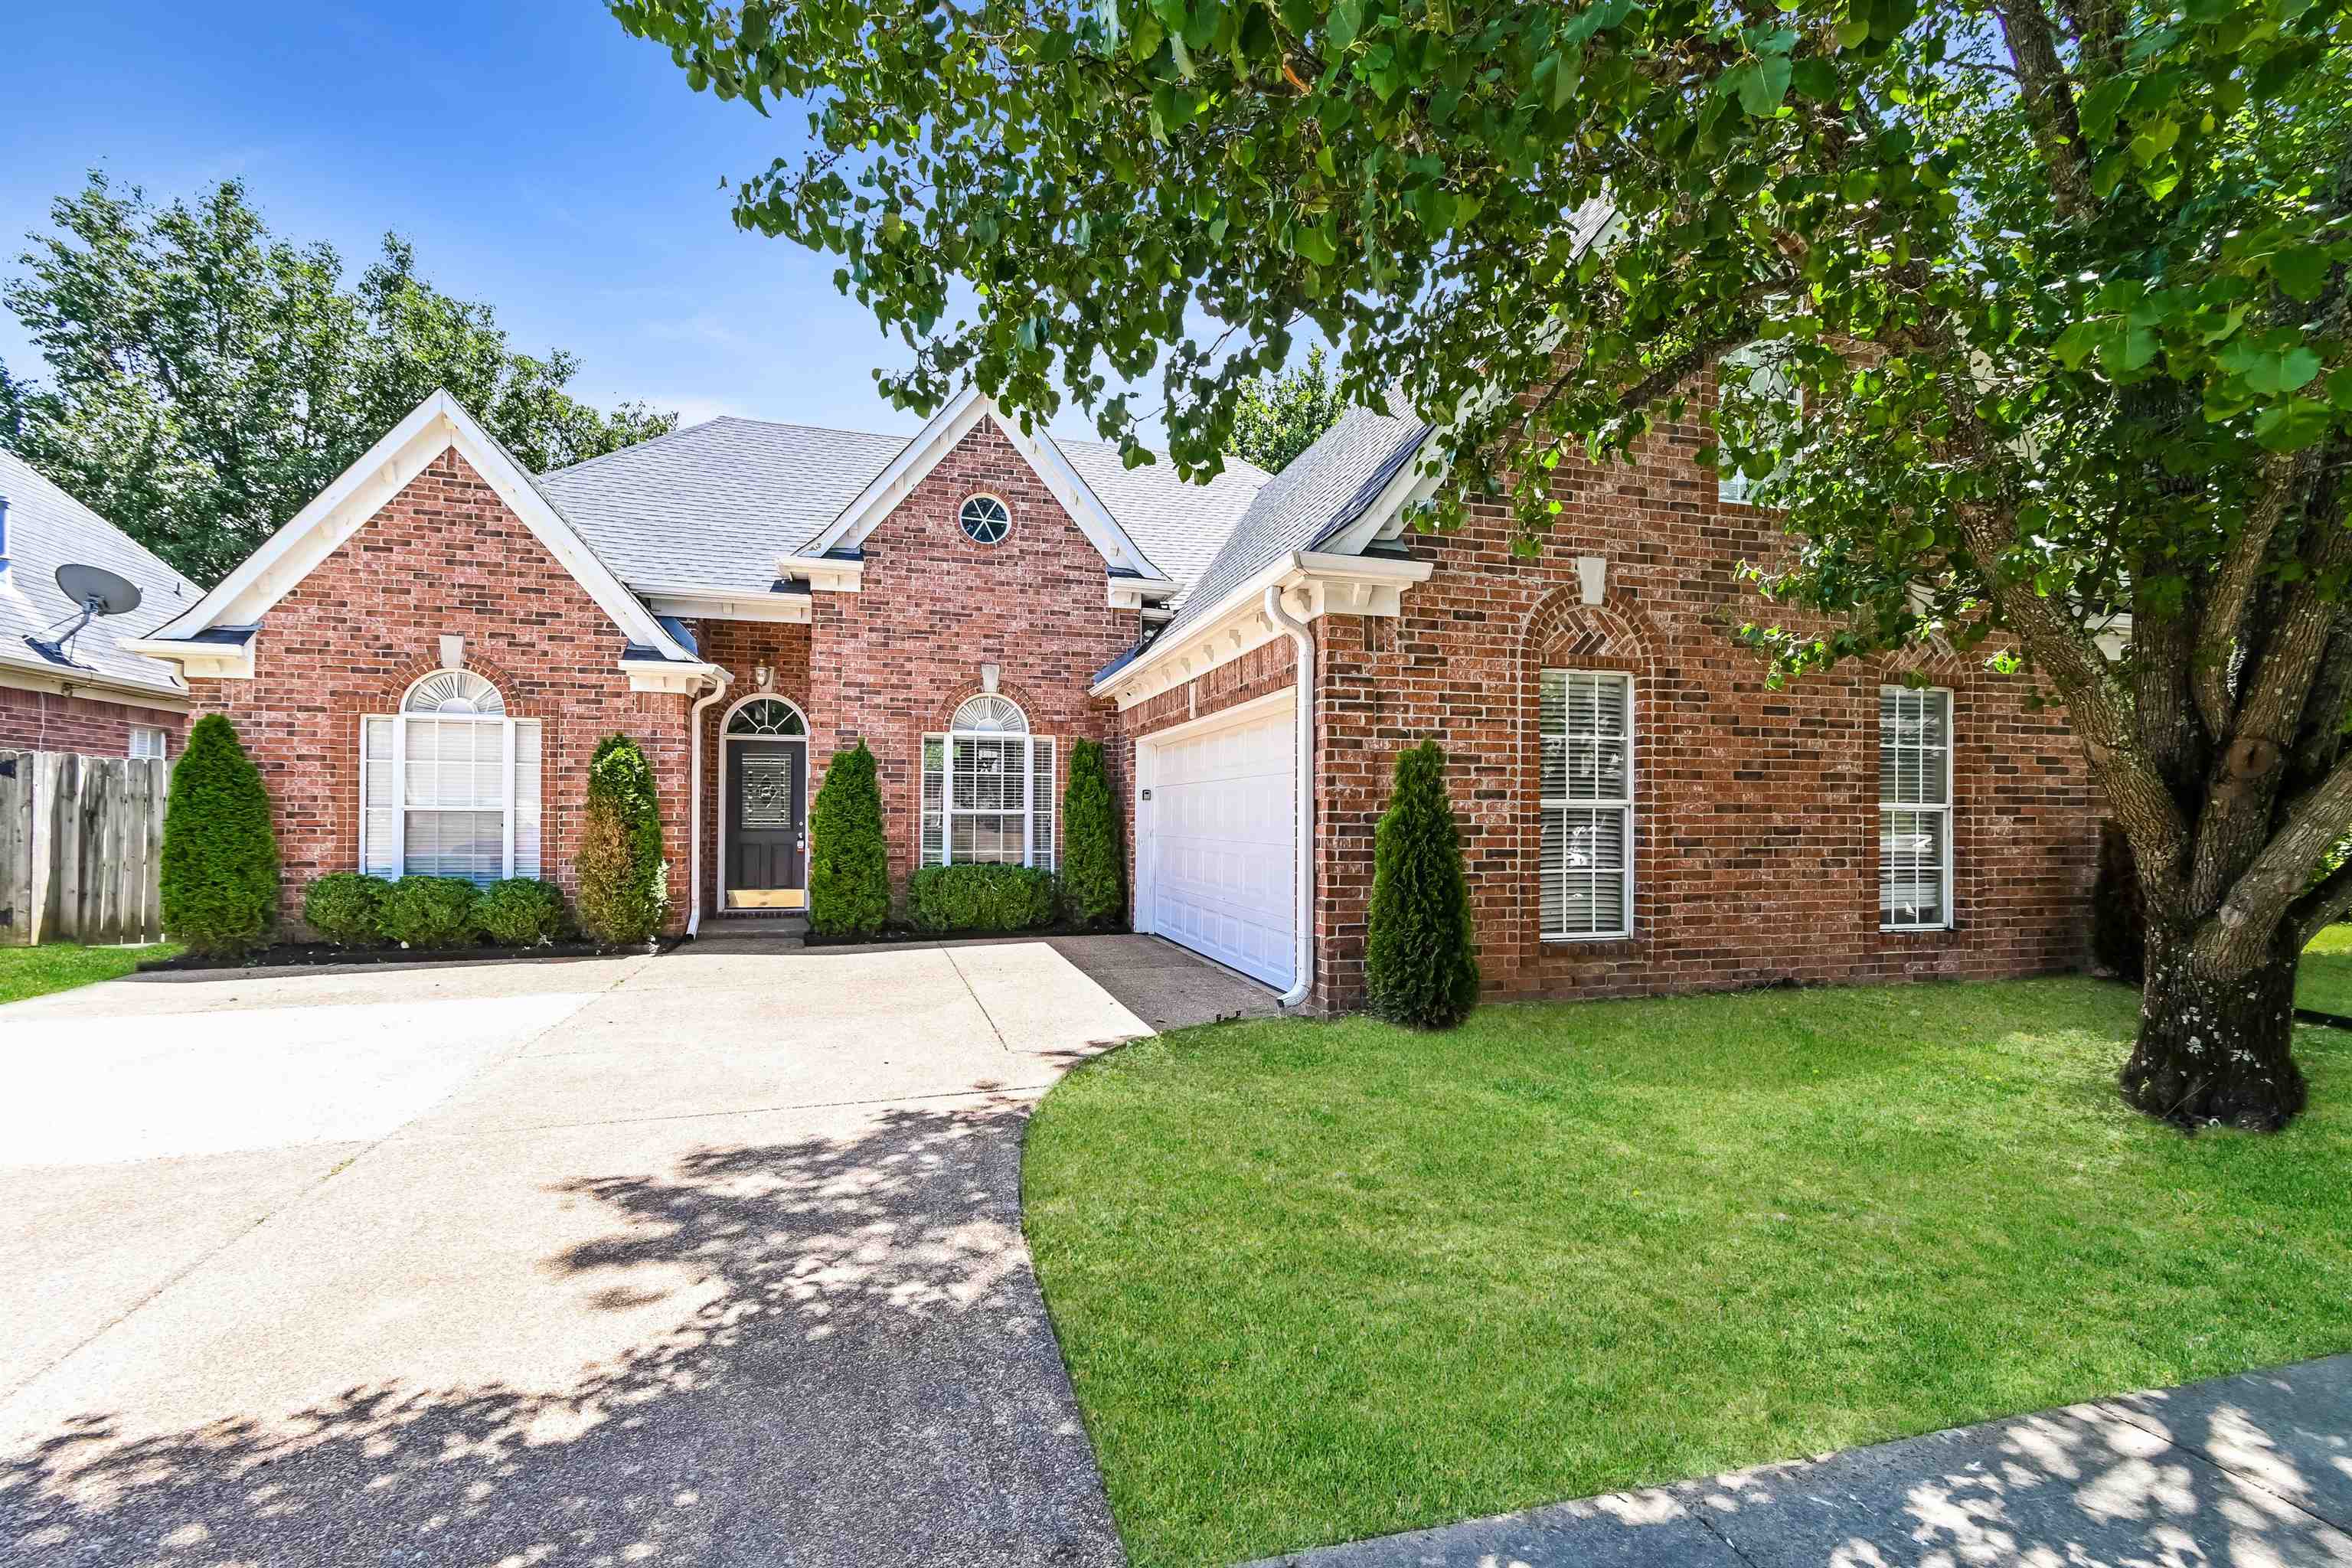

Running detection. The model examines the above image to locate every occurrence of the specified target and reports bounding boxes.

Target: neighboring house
[128,380,2095,1009]
[0,449,196,758]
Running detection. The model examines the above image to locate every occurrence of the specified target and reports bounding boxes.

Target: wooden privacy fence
[0,748,172,947]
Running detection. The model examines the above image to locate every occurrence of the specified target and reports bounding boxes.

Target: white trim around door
[717,693,811,911]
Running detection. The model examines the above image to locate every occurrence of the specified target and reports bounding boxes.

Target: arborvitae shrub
[2090,818,2145,984]
[159,714,280,957]
[808,740,890,936]
[475,877,568,946]
[303,873,390,947]
[906,864,1057,932]
[377,877,482,949]
[1364,740,1481,1028]
[576,733,668,944]
[1060,738,1123,926]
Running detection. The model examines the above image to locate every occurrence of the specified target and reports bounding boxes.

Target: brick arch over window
[374,650,543,720]
[925,678,1051,733]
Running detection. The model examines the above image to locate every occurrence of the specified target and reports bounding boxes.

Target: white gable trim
[139,391,704,679]
[794,387,1172,590]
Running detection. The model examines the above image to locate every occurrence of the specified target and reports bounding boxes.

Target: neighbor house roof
[0,449,199,703]
[539,405,1269,606]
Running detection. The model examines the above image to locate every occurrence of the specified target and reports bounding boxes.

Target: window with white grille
[1540,669,1634,939]
[920,694,1057,871]
[1880,687,1952,929]
[361,670,541,885]
[127,725,168,760]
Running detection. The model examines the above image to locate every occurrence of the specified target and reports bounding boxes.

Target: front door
[727,740,807,908]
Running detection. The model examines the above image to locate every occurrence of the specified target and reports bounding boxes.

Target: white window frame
[1539,668,1635,942]
[920,695,1057,871]
[1879,685,1955,932]
[127,724,168,760]
[361,671,539,884]
[958,492,1012,545]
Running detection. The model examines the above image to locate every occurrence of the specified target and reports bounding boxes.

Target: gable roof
[139,391,700,666]
[0,449,199,701]
[539,392,1269,604]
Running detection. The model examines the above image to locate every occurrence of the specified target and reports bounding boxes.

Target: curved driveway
[0,935,1272,1567]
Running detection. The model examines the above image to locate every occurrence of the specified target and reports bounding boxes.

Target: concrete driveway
[0,935,1272,1567]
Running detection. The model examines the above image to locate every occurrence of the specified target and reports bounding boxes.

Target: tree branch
[1994,0,2096,222]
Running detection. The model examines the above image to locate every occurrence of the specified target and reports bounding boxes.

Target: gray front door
[728,740,806,902]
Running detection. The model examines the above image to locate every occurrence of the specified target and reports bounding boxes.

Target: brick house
[0,450,196,760]
[128,385,2096,1010]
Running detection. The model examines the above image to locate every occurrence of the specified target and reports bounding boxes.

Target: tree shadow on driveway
[2,1098,1122,1568]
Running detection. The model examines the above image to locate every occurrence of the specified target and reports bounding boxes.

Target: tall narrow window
[920,694,1057,871]
[1880,687,1952,929]
[361,670,541,885]
[1540,670,1634,939]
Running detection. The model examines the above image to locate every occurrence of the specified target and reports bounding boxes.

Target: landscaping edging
[138,936,684,974]
[803,921,1129,949]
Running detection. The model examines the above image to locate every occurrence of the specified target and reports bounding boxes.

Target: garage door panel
[1140,696,1296,991]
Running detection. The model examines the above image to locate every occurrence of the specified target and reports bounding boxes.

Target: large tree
[1,174,676,584]
[615,0,2352,1129]
[1229,341,1346,471]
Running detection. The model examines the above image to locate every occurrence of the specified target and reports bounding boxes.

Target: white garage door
[1140,694,1297,990]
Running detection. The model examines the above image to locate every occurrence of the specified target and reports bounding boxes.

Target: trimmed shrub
[377,877,482,949]
[576,733,668,944]
[475,877,568,946]
[1060,738,1124,926]
[159,714,280,957]
[907,864,1057,933]
[1364,740,1481,1028]
[303,873,390,948]
[2090,819,2145,984]
[808,740,890,936]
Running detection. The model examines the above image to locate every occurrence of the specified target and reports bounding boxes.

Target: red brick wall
[687,619,814,916]
[1122,395,2098,1012]
[0,684,185,756]
[185,448,694,934]
[806,418,1135,893]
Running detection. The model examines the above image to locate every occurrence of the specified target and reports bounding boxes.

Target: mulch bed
[802,920,1127,949]
[138,937,683,973]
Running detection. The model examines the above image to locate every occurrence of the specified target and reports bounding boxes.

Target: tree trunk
[2121,929,2308,1130]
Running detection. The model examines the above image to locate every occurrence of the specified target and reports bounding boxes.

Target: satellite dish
[24,563,144,668]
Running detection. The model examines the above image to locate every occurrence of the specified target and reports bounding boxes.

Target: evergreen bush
[576,733,668,944]
[377,877,482,949]
[2090,819,2145,985]
[808,740,890,936]
[158,714,280,957]
[1060,738,1124,926]
[1364,740,1481,1028]
[907,864,1057,932]
[303,873,390,947]
[475,877,568,946]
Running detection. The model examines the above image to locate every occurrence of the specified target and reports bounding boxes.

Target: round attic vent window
[958,494,1011,545]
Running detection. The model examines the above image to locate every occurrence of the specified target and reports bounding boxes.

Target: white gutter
[684,668,733,938]
[1263,583,1316,1009]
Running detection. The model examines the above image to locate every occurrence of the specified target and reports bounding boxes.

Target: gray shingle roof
[1146,400,1431,651]
[538,414,1269,605]
[0,449,198,700]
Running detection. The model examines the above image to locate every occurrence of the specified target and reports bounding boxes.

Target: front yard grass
[0,942,179,1007]
[2298,923,2352,1014]
[1023,976,2352,1568]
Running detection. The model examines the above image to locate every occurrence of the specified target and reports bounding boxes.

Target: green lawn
[0,942,178,1007]
[1024,977,2352,1568]
[2299,925,2352,1014]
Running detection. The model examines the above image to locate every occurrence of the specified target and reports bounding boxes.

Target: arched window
[361,670,541,885]
[922,694,1056,869]
[726,697,807,737]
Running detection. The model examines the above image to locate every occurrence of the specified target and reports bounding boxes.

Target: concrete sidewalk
[1252,1355,2352,1568]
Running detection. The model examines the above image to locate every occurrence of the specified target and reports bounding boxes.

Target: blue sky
[1,2,1151,443]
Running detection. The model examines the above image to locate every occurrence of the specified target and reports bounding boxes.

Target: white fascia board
[1090,548,1434,708]
[987,408,1168,580]
[0,657,196,710]
[139,390,694,673]
[645,592,813,626]
[1107,573,1180,611]
[619,658,724,695]
[118,636,256,682]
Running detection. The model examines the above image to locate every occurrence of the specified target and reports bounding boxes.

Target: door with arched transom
[724,697,808,910]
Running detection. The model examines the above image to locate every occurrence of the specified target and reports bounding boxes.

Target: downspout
[1264,573,1316,1008]
[686,669,732,939]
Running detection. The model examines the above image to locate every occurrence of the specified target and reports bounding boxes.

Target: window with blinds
[127,726,168,760]
[1880,687,1952,929]
[360,671,541,885]
[920,695,1057,871]
[1540,669,1634,939]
